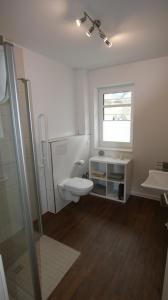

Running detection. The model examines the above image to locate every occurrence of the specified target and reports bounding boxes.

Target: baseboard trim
[42,211,56,217]
[130,191,160,201]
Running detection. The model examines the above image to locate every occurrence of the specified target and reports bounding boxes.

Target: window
[98,85,133,150]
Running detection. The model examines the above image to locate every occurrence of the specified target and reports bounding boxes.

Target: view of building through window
[102,91,132,143]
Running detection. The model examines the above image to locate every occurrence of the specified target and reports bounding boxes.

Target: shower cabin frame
[2,38,42,299]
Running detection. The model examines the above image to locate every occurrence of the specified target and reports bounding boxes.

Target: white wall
[15,47,168,210]
[23,48,76,139]
[74,70,90,135]
[22,48,76,212]
[88,56,168,199]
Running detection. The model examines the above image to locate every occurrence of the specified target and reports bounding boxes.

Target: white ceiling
[0,0,168,69]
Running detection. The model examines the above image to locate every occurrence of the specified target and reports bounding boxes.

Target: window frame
[98,85,134,150]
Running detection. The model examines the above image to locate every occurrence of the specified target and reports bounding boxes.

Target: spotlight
[76,19,81,27]
[86,25,94,38]
[76,13,87,27]
[105,39,112,48]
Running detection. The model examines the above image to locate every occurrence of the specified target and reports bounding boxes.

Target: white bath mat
[7,235,80,300]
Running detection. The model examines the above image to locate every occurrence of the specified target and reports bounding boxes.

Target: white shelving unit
[89,156,132,203]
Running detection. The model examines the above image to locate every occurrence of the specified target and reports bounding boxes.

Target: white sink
[141,170,168,191]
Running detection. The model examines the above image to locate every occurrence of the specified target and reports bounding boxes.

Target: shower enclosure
[0,38,42,299]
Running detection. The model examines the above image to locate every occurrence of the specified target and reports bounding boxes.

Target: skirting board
[43,191,161,217]
[131,190,160,201]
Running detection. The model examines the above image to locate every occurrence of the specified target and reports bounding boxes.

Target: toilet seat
[64,177,93,194]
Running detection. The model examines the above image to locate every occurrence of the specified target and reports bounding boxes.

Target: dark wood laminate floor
[42,195,168,300]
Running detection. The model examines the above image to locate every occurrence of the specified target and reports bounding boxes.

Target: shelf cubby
[89,156,132,204]
[90,161,106,180]
[107,181,124,202]
[91,179,106,197]
[107,163,124,182]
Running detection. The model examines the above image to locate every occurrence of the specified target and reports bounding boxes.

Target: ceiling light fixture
[76,11,112,48]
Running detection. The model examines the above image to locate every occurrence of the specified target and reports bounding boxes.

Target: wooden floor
[42,195,168,300]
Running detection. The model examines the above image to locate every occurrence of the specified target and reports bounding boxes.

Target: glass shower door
[0,42,41,299]
[17,78,42,240]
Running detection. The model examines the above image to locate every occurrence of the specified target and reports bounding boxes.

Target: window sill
[95,147,133,153]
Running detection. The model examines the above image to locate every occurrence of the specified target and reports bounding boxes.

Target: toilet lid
[64,177,93,191]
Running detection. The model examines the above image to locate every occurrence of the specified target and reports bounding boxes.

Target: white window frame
[98,84,134,151]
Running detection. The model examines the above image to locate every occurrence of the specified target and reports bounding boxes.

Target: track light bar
[76,11,112,48]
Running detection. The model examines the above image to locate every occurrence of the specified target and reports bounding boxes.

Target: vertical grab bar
[37,113,49,211]
[18,78,43,235]
[38,114,49,168]
[38,114,45,168]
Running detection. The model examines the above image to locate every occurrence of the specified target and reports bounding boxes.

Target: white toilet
[58,177,93,203]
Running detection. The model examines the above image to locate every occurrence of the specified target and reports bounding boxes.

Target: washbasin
[141,170,168,191]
